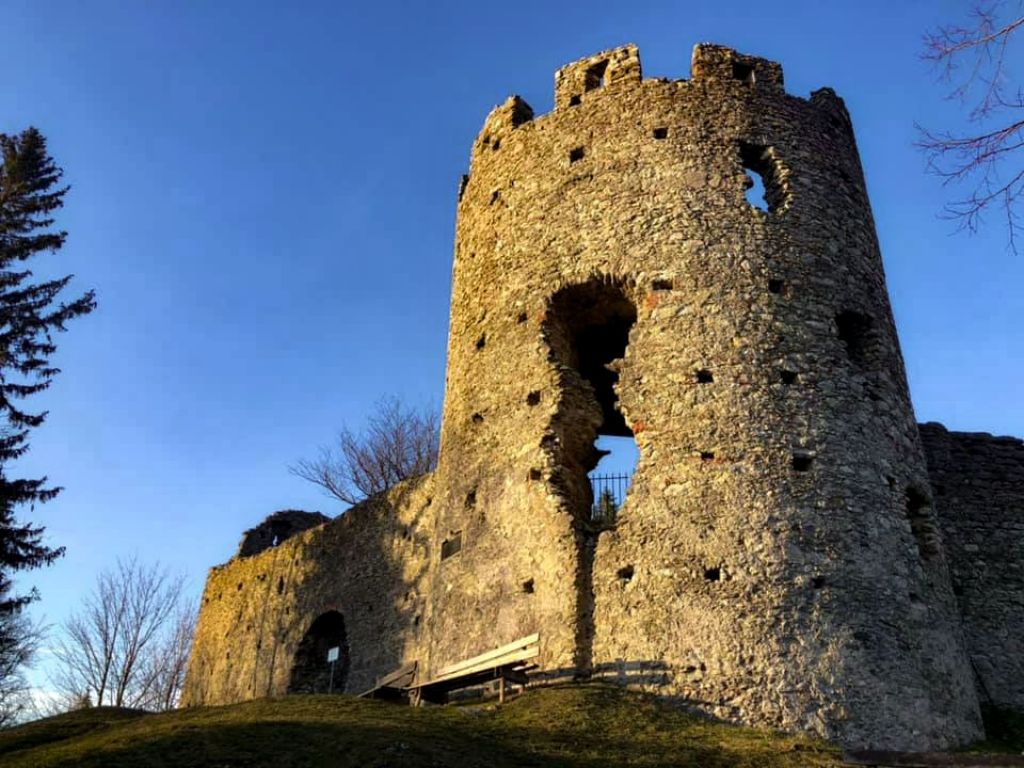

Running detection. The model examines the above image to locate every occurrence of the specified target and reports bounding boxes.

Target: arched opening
[288,610,350,695]
[543,278,638,675]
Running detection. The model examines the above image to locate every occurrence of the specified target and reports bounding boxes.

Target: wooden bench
[358,661,418,701]
[407,633,539,705]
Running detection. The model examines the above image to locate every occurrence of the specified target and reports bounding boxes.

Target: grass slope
[0,685,842,768]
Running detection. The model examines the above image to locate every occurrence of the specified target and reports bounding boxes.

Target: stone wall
[181,476,434,705]
[920,422,1024,710]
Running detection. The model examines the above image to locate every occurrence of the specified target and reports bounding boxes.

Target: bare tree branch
[290,396,439,507]
[919,1,1024,250]
[49,557,193,711]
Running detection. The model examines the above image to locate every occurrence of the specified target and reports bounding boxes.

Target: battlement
[477,43,796,156]
[554,43,643,110]
[690,43,784,89]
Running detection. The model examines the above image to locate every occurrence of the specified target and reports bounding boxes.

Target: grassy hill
[0,684,843,768]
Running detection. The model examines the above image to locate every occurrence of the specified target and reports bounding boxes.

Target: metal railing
[589,473,631,524]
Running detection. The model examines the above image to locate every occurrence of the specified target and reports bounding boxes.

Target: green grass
[0,684,842,768]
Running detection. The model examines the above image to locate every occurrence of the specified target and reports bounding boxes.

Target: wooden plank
[376,661,417,689]
[427,646,539,685]
[435,633,539,678]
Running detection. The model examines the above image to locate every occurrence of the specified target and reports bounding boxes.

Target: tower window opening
[653,127,668,140]
[835,310,877,368]
[584,59,609,91]
[570,146,586,164]
[907,487,940,560]
[569,94,582,106]
[696,369,714,384]
[739,142,785,212]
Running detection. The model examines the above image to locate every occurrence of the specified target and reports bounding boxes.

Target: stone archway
[288,610,350,694]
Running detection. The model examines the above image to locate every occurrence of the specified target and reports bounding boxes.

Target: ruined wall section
[431,42,981,750]
[182,476,434,706]
[920,422,1024,710]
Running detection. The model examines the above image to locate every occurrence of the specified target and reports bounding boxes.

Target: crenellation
[183,40,1020,753]
[691,43,784,89]
[554,44,642,110]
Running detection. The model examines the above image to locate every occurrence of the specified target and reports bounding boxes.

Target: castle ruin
[182,42,1024,751]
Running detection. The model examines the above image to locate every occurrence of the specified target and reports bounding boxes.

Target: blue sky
[1,0,1021,687]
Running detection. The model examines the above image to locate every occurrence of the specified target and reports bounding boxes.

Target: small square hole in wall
[475,334,486,350]
[569,94,582,106]
[704,566,721,582]
[465,489,477,509]
[696,369,714,384]
[792,453,814,472]
[569,146,585,164]
[522,579,535,594]
[811,575,826,589]
[780,369,798,385]
[652,278,673,290]
[472,412,484,424]
[700,451,715,462]
[653,127,668,140]
[490,190,500,205]
[732,61,756,84]
[441,531,462,560]
[617,565,635,583]
[517,311,528,324]
[526,391,541,406]
[528,468,542,481]
[584,59,609,91]
[492,139,501,152]
[768,278,785,295]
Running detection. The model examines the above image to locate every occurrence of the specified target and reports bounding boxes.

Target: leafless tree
[919,1,1024,249]
[49,557,196,711]
[0,610,44,726]
[291,396,439,506]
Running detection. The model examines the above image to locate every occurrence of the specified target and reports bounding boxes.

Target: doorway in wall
[288,610,349,694]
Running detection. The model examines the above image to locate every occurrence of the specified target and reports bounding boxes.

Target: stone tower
[424,43,982,748]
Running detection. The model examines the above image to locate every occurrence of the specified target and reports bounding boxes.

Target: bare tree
[291,396,439,506]
[919,1,1024,249]
[49,558,196,711]
[0,610,43,726]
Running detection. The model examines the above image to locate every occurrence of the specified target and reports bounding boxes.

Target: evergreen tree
[0,127,94,618]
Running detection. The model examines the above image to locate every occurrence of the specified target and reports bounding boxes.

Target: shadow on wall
[278,477,434,696]
[184,476,435,703]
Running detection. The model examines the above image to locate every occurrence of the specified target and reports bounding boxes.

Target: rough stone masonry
[182,42,1023,751]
